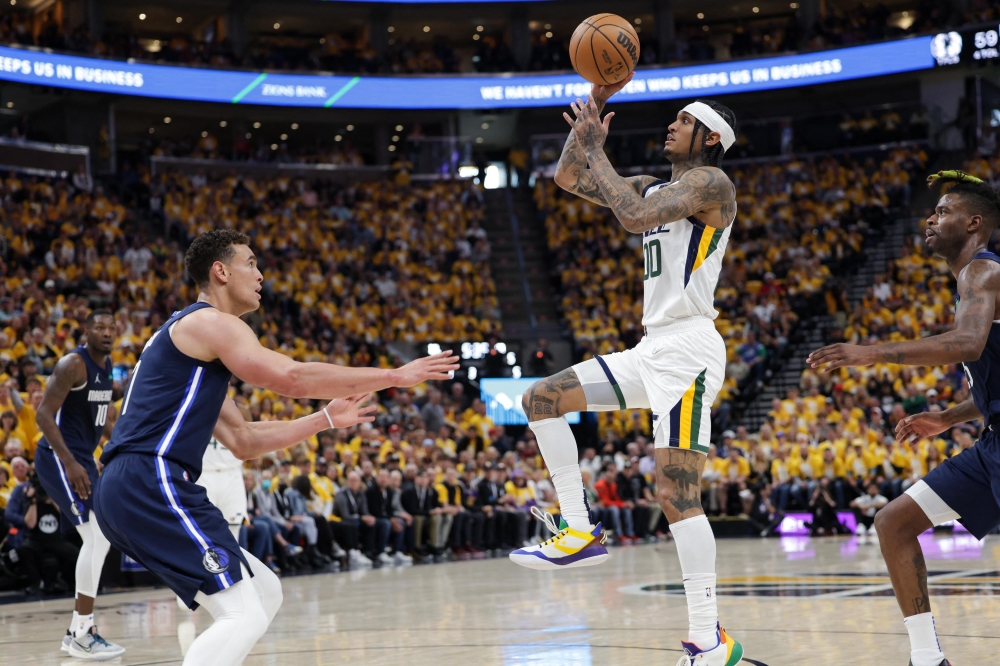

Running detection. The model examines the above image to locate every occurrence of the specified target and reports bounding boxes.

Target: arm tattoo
[911,553,931,615]
[585,151,735,233]
[555,98,611,205]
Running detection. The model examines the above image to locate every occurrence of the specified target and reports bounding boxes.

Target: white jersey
[200,437,243,475]
[639,179,733,328]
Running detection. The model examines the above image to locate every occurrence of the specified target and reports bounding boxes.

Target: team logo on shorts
[202,548,230,574]
[69,500,84,517]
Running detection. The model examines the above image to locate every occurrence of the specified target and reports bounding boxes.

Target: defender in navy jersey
[33,308,126,660]
[808,171,1000,666]
[92,229,458,666]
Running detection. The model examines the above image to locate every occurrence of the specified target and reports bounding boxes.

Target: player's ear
[704,130,722,147]
[968,214,984,234]
[212,260,228,284]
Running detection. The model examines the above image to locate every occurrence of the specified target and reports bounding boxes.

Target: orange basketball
[569,14,640,86]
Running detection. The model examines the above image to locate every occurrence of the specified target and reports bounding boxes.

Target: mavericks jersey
[640,179,733,327]
[100,303,232,480]
[961,251,1000,422]
[38,347,113,458]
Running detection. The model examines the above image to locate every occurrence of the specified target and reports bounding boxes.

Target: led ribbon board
[0,36,933,109]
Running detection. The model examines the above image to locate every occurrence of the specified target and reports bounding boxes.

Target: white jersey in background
[639,179,733,327]
[197,437,247,532]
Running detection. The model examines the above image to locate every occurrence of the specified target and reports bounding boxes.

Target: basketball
[569,14,640,86]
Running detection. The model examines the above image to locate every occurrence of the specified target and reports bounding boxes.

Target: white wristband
[322,406,334,429]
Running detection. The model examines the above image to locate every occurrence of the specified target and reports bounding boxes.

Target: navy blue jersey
[961,251,1000,422]
[37,347,113,458]
[100,303,232,479]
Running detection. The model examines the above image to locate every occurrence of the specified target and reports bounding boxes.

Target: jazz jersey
[37,347,113,457]
[639,179,733,327]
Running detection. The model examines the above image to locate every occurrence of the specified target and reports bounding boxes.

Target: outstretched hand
[396,351,460,387]
[806,343,874,372]
[895,411,950,443]
[564,95,615,152]
[325,393,377,428]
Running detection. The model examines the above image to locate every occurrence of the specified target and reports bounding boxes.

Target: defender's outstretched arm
[173,308,458,400]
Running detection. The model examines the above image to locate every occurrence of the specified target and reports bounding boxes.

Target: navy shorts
[34,445,97,527]
[922,431,1000,540]
[93,453,250,608]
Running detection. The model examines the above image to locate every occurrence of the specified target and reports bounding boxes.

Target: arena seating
[0,119,989,595]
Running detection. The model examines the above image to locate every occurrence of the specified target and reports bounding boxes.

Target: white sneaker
[61,631,71,653]
[393,552,413,566]
[349,549,372,567]
[332,543,347,558]
[378,552,395,565]
[67,631,126,661]
[868,524,879,537]
[855,524,867,537]
[509,507,609,571]
[676,625,744,666]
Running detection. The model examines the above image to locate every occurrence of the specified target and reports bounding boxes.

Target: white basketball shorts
[573,317,725,454]
[197,467,248,526]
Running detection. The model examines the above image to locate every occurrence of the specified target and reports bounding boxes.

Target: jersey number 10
[643,240,662,281]
[95,404,109,427]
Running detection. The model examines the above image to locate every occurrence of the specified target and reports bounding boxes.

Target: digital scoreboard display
[0,37,934,109]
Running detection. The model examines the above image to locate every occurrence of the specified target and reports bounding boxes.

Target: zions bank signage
[0,37,933,110]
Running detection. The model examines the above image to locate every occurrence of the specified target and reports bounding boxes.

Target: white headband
[682,102,735,152]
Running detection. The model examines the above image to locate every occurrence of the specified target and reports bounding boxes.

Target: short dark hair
[184,229,251,288]
[86,308,113,325]
[689,99,737,168]
[950,181,1000,233]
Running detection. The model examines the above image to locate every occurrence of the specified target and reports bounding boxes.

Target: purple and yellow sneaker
[509,508,609,570]
[676,624,744,666]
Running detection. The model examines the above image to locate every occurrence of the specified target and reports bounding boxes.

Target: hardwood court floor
[2,532,1000,665]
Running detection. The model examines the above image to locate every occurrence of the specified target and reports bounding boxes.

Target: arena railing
[0,136,90,181]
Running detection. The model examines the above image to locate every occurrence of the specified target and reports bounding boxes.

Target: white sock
[73,612,95,639]
[69,610,78,634]
[671,515,718,647]
[905,613,945,666]
[528,417,590,530]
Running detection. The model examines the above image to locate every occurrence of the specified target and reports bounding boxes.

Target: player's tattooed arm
[553,126,654,206]
[584,157,735,233]
[809,258,1000,370]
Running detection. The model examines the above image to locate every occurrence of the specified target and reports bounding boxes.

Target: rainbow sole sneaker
[509,510,609,571]
[676,624,744,666]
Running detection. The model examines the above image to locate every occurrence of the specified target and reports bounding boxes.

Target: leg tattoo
[911,553,931,615]
[523,369,584,421]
